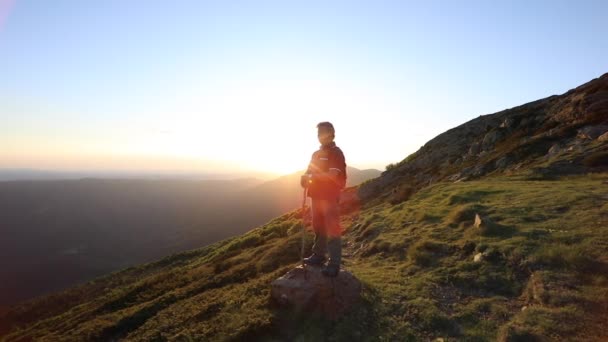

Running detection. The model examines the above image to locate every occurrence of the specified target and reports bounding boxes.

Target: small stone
[447,173,461,182]
[473,253,484,262]
[474,214,483,228]
[500,117,514,129]
[521,306,527,311]
[547,144,561,156]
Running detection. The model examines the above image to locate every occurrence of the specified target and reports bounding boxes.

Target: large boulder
[495,156,511,169]
[482,129,505,151]
[270,265,362,320]
[468,141,482,156]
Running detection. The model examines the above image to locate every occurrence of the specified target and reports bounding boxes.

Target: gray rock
[495,156,510,169]
[270,265,362,320]
[471,164,487,177]
[468,141,481,156]
[482,129,506,151]
[460,166,473,177]
[567,142,584,153]
[500,117,514,129]
[547,128,559,137]
[447,173,462,182]
[577,125,608,140]
[547,143,562,156]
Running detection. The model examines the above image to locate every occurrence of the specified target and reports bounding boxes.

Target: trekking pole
[300,187,308,279]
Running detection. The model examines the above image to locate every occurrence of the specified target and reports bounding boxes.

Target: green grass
[2,173,608,341]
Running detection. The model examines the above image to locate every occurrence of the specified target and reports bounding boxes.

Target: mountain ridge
[356,72,608,204]
[1,74,607,341]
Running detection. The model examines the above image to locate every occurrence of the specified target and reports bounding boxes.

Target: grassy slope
[3,172,608,341]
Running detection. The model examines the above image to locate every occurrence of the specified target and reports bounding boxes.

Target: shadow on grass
[95,295,179,342]
[477,221,518,238]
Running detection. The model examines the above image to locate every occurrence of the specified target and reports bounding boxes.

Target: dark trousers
[311,198,342,267]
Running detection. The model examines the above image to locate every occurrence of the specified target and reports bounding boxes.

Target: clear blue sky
[1,0,607,174]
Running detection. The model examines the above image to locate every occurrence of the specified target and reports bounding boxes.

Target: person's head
[317,121,335,145]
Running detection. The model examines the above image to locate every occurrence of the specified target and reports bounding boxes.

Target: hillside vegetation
[1,74,607,341]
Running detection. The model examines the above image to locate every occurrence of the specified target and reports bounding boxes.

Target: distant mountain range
[0,168,277,181]
[0,166,380,306]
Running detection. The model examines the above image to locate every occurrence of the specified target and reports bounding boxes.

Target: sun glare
[122,76,378,175]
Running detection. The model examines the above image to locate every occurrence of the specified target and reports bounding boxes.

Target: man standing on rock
[300,121,347,277]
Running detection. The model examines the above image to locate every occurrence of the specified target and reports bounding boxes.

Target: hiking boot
[321,237,342,277]
[303,254,326,266]
[321,263,340,277]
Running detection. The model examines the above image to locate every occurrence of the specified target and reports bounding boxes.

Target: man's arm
[300,152,340,186]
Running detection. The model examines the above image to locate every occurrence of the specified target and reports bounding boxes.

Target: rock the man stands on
[300,122,347,277]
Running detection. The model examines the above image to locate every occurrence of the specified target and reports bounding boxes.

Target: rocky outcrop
[358,73,608,204]
[577,125,608,140]
[482,128,506,151]
[270,265,362,320]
